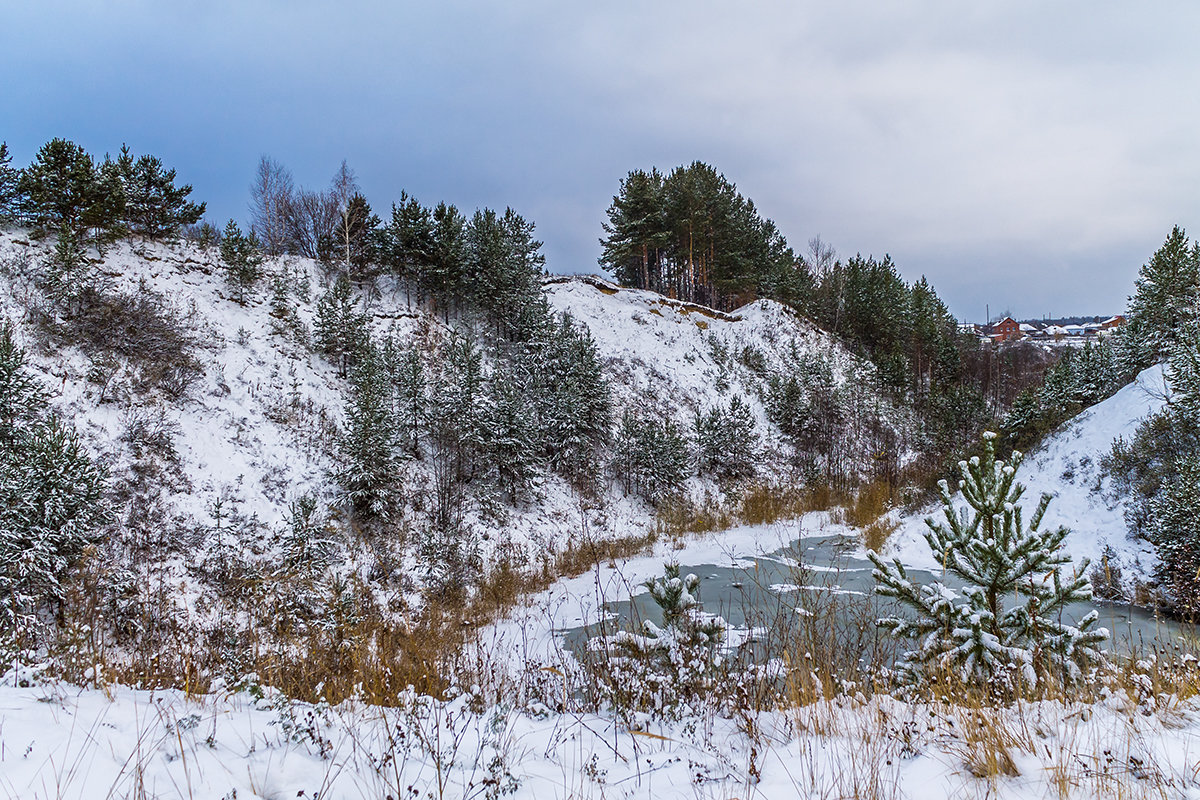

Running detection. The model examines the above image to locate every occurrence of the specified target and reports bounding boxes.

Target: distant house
[989,317,1022,342]
[1019,323,1040,335]
[1100,315,1125,330]
[1063,324,1089,337]
[1043,324,1069,340]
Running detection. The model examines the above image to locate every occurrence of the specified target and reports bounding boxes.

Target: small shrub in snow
[591,562,727,718]
[869,431,1108,689]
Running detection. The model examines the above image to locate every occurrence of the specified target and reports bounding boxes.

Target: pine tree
[535,313,612,489]
[0,319,41,449]
[42,224,95,314]
[0,142,20,224]
[595,562,726,717]
[612,410,691,504]
[382,338,425,457]
[280,494,332,570]
[120,151,205,239]
[219,220,263,304]
[335,348,402,520]
[18,139,103,239]
[482,367,540,502]
[429,201,468,309]
[91,153,129,245]
[1127,225,1200,358]
[378,191,436,293]
[694,394,759,483]
[1166,322,1200,427]
[0,328,109,639]
[869,431,1108,687]
[268,268,292,320]
[1145,455,1200,616]
[313,275,369,376]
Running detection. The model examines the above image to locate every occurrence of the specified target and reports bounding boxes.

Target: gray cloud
[4,1,1198,318]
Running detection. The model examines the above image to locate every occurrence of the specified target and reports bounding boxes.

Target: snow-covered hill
[886,363,1169,583]
[0,232,898,593]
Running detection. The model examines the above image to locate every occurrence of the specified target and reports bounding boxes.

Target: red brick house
[989,317,1021,342]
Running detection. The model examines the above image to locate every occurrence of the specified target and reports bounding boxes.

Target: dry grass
[40,524,666,708]
[654,494,734,538]
[738,482,838,525]
[827,479,900,552]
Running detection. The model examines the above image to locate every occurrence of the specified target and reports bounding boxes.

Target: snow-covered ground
[3,671,1198,799]
[886,363,1168,581]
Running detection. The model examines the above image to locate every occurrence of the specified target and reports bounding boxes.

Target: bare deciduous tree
[330,160,360,277]
[248,156,294,256]
[283,187,339,262]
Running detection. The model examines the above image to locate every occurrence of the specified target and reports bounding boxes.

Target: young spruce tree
[219,220,264,304]
[869,431,1108,688]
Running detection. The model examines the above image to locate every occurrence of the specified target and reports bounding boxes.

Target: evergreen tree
[377,191,435,292]
[534,313,612,489]
[1145,455,1200,616]
[428,332,486,481]
[0,330,109,639]
[600,162,802,310]
[595,562,727,717]
[313,275,370,376]
[91,153,129,245]
[0,142,20,224]
[482,367,540,502]
[694,395,759,483]
[280,494,332,570]
[382,337,425,457]
[0,320,41,449]
[41,224,95,314]
[429,201,468,308]
[335,348,403,520]
[219,219,263,304]
[425,333,486,539]
[869,431,1108,687]
[1127,225,1200,358]
[1166,322,1200,426]
[18,138,103,239]
[120,150,205,239]
[1109,322,1200,613]
[612,410,691,504]
[600,168,666,291]
[268,268,292,320]
[464,207,546,338]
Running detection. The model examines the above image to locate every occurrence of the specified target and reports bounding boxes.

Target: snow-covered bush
[0,320,110,650]
[868,431,1108,689]
[590,563,727,718]
[694,394,760,484]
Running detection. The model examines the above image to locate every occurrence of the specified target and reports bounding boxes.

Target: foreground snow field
[2,675,1198,800]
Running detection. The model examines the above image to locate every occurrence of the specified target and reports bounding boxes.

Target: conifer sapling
[868,431,1108,687]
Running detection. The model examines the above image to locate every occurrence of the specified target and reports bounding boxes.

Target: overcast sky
[5,1,1199,320]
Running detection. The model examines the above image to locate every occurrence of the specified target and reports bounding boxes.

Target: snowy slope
[0,234,896,590]
[886,363,1168,578]
[545,275,907,467]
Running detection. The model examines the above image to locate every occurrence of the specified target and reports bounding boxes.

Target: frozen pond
[566,530,1198,660]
